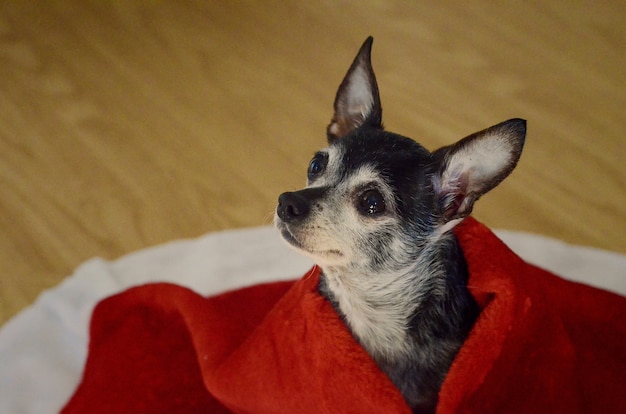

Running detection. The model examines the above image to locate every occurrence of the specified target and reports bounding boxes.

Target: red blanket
[62,218,626,413]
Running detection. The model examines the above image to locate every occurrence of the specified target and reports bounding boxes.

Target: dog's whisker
[262,210,276,226]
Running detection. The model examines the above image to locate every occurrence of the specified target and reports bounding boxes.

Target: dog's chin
[278,226,304,250]
[276,222,345,265]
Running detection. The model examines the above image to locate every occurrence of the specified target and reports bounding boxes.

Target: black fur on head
[325,37,525,233]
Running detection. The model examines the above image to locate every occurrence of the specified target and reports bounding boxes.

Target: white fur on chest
[323,266,420,359]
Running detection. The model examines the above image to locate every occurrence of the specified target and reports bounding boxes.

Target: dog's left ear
[432,119,526,233]
[327,36,383,142]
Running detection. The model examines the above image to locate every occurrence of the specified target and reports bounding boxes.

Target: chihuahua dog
[275,37,526,413]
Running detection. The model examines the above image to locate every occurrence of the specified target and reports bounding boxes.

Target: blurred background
[1,1,624,325]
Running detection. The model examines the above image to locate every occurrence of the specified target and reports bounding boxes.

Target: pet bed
[1,219,625,413]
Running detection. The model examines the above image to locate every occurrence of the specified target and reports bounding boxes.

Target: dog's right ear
[327,37,383,142]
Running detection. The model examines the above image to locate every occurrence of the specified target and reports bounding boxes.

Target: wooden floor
[1,1,624,325]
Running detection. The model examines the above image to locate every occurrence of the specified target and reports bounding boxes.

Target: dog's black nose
[277,192,310,223]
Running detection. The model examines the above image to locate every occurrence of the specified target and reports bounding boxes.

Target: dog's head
[275,37,526,271]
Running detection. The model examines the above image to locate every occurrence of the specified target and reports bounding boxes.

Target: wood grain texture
[1,1,624,325]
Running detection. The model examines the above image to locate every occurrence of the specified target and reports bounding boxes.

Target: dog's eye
[359,190,386,215]
[307,153,327,180]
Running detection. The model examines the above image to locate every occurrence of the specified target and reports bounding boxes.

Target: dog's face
[276,130,435,270]
[275,37,525,271]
